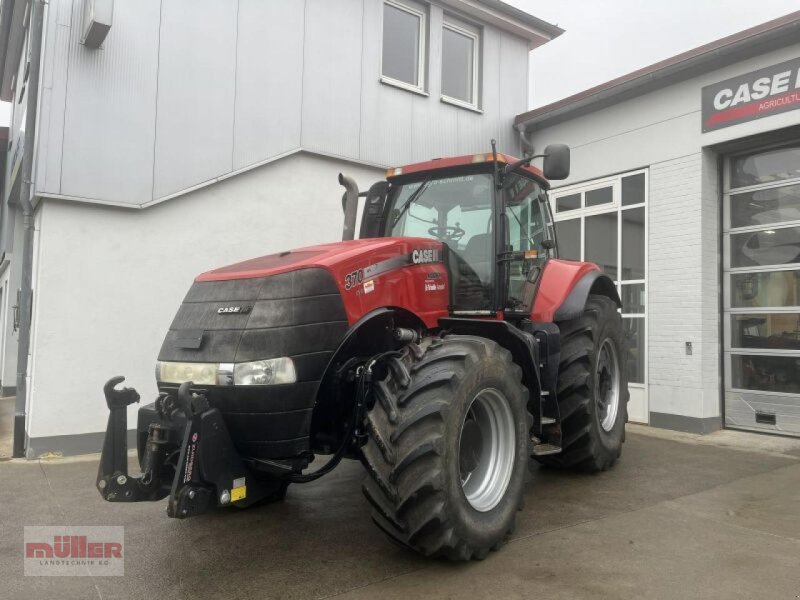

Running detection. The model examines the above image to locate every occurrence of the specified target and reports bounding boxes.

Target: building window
[551,170,648,409]
[723,143,800,433]
[441,17,480,110]
[382,0,427,94]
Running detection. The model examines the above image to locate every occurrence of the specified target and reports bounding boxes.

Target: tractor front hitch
[96,376,170,502]
[97,377,285,518]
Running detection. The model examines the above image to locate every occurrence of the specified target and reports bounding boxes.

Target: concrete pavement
[1,425,799,599]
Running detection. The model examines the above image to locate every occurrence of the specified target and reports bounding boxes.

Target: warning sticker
[363,280,375,294]
[231,486,247,502]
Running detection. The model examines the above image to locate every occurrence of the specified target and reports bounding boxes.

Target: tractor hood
[191,236,450,328]
[160,237,449,365]
[196,239,419,283]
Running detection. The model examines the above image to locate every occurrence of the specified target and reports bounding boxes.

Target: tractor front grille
[157,268,348,460]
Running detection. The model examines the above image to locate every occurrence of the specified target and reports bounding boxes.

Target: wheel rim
[458,388,515,512]
[596,338,621,432]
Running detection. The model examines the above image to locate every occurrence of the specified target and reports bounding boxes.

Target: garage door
[723,143,800,436]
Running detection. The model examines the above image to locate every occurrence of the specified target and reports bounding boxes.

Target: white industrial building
[2,0,798,458]
[0,0,563,456]
[517,11,800,436]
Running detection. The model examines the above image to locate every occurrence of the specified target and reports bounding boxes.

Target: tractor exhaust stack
[339,173,359,241]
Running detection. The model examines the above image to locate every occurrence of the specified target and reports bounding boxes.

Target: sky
[505,0,800,109]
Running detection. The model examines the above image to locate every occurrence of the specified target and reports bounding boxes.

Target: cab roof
[387,153,548,187]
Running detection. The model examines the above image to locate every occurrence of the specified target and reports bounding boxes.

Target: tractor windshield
[387,173,495,310]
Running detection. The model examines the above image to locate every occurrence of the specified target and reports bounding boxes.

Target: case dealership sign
[702,56,800,132]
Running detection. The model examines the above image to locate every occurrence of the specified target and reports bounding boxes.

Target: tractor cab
[361,145,570,318]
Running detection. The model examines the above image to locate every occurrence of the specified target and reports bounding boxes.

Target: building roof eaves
[515,10,800,130]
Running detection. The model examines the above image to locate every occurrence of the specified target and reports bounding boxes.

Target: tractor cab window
[503,173,554,309]
[387,173,495,310]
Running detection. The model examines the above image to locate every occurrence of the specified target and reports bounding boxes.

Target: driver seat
[459,233,492,284]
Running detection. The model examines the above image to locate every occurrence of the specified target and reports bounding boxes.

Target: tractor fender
[438,317,542,402]
[310,307,426,450]
[531,259,622,322]
[553,270,621,322]
[324,306,425,372]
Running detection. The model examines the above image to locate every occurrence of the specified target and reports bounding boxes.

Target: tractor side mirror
[543,144,570,180]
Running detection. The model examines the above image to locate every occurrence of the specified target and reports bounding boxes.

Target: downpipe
[14,0,45,458]
[339,173,359,241]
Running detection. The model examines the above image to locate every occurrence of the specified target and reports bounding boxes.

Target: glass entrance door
[723,144,800,436]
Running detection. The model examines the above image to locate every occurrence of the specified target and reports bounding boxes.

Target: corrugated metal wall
[34,0,529,207]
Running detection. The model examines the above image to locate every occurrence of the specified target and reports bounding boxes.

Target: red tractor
[97,143,628,560]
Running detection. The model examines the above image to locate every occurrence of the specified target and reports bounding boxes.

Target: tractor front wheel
[361,335,530,560]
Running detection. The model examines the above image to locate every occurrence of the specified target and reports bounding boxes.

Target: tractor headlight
[233,357,296,386]
[156,361,218,386]
[156,357,297,386]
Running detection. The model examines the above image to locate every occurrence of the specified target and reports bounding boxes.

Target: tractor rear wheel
[535,294,628,471]
[361,335,530,560]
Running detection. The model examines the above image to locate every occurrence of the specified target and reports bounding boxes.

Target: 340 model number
[344,269,364,290]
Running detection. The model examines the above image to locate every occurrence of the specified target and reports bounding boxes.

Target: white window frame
[440,16,481,112]
[550,169,649,399]
[380,0,428,96]
[552,174,620,217]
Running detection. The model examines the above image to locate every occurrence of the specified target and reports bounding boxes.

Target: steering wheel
[428,225,466,242]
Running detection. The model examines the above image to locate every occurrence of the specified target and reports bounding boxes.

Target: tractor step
[531,443,561,456]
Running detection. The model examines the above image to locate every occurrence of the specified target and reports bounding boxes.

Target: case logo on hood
[412,249,441,264]
[217,305,252,315]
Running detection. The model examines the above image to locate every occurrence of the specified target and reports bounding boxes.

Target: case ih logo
[702,56,800,132]
[24,526,124,576]
[412,249,441,264]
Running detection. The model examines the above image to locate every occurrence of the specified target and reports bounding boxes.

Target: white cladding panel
[301,0,364,159]
[497,32,528,152]
[408,6,453,162]
[32,0,534,206]
[152,0,238,199]
[358,0,415,166]
[60,0,160,203]
[360,3,520,165]
[35,0,73,195]
[233,0,304,170]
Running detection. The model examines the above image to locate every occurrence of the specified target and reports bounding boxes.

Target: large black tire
[361,335,531,560]
[535,294,629,471]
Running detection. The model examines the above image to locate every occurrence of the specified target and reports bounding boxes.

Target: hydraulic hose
[289,351,400,483]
